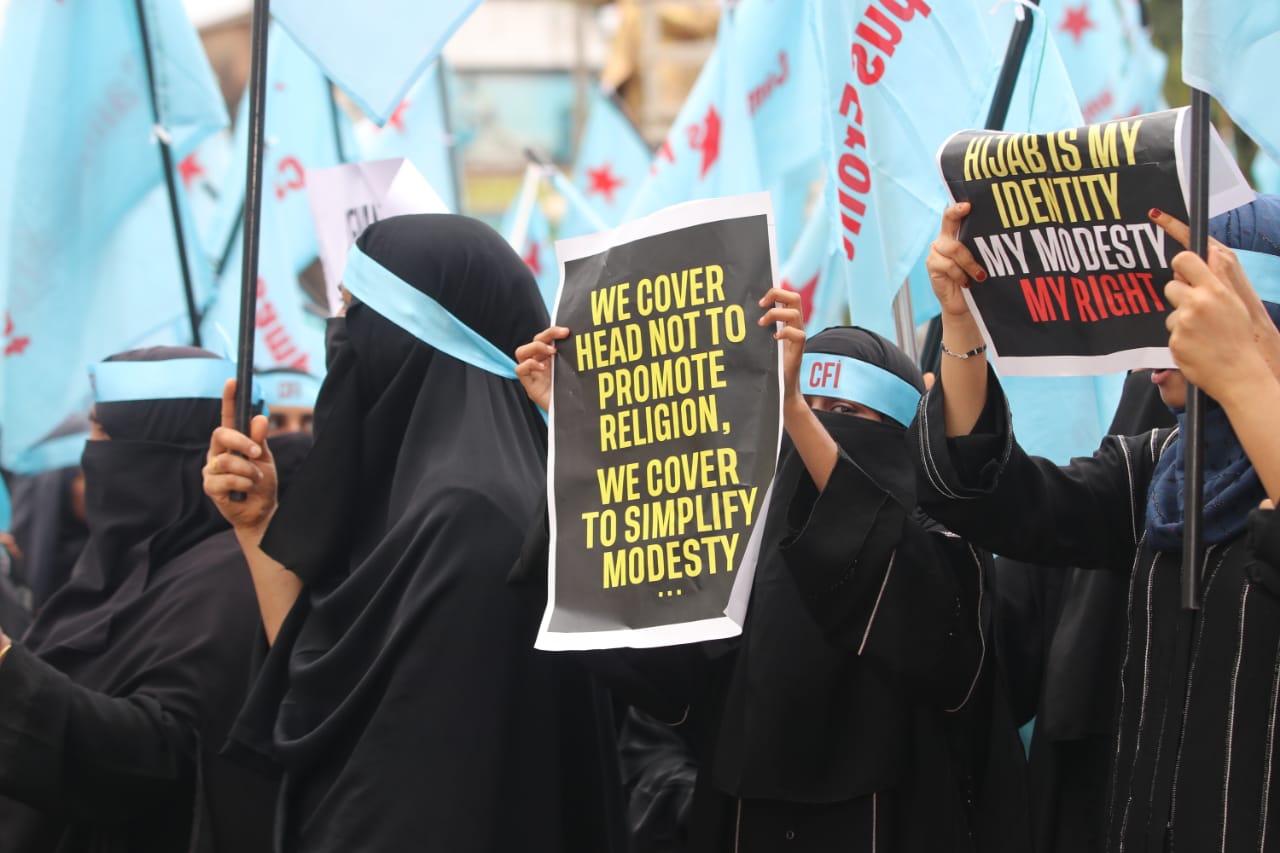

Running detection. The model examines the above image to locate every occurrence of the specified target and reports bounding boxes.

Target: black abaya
[229,215,626,853]
[0,347,275,853]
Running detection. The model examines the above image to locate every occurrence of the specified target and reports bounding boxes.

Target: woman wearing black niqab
[0,347,276,853]
[205,214,625,853]
[514,290,1029,852]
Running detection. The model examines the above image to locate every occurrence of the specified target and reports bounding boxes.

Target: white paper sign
[306,158,448,315]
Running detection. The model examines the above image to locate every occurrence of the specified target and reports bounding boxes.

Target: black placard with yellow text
[939,110,1189,374]
[536,194,782,650]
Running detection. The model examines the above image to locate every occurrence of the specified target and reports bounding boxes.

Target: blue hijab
[1145,302,1280,551]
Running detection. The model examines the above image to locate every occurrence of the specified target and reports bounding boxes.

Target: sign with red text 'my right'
[938,108,1253,375]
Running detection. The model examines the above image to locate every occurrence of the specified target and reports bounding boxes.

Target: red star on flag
[1059,4,1096,45]
[782,273,819,324]
[177,153,204,189]
[687,104,722,179]
[3,313,29,357]
[386,100,411,133]
[585,164,625,205]
[523,242,542,276]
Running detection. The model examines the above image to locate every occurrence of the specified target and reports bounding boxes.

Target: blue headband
[801,353,922,426]
[342,243,519,380]
[260,372,322,409]
[88,358,263,405]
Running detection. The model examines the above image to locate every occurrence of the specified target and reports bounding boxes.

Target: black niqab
[9,414,90,613]
[1,346,274,853]
[236,214,624,852]
[712,327,925,802]
[25,347,227,656]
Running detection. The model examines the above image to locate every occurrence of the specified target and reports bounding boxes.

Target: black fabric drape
[232,214,626,853]
[0,346,274,853]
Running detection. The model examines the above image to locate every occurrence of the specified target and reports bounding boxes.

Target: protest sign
[306,158,448,315]
[537,194,783,650]
[938,108,1252,375]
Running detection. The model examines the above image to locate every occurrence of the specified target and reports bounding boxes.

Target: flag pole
[134,0,202,347]
[326,84,350,164]
[1181,87,1211,610]
[235,0,271,437]
[920,0,1041,372]
[984,0,1042,130]
[436,63,465,213]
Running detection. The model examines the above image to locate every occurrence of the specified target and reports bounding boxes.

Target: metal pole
[235,0,271,437]
[893,281,918,363]
[327,84,349,164]
[436,62,465,214]
[984,0,1042,132]
[921,0,1040,369]
[1182,87,1211,611]
[134,0,202,347]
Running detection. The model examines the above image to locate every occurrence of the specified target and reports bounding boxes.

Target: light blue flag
[770,158,823,262]
[356,61,459,213]
[625,8,764,219]
[1255,154,1280,196]
[780,205,838,329]
[812,0,1005,338]
[1041,0,1166,125]
[0,0,226,471]
[502,172,560,311]
[202,198,326,376]
[973,7,1124,464]
[559,88,651,238]
[1184,0,1280,163]
[183,128,232,257]
[208,24,357,281]
[272,0,481,126]
[200,24,349,379]
[733,0,825,188]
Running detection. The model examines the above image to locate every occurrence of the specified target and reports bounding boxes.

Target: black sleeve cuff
[0,646,69,797]
[912,365,1013,502]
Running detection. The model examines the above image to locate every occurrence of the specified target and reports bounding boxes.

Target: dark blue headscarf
[1145,301,1280,551]
[1146,197,1280,551]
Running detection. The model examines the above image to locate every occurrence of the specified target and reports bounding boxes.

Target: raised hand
[758,287,806,406]
[1165,248,1271,404]
[515,326,570,412]
[926,202,987,319]
[1152,208,1280,383]
[204,379,277,539]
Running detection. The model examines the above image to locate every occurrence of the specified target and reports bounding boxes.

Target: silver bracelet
[940,341,988,359]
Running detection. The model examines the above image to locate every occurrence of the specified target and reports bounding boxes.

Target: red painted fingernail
[975,270,987,282]
[1149,208,1162,219]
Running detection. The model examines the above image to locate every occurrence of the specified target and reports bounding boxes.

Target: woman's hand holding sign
[1166,249,1280,502]
[927,203,991,438]
[515,326,571,412]
[1165,249,1272,407]
[758,287,839,492]
[1152,208,1280,384]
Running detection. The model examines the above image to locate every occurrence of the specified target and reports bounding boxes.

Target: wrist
[234,509,277,550]
[940,310,983,340]
[1218,354,1275,412]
